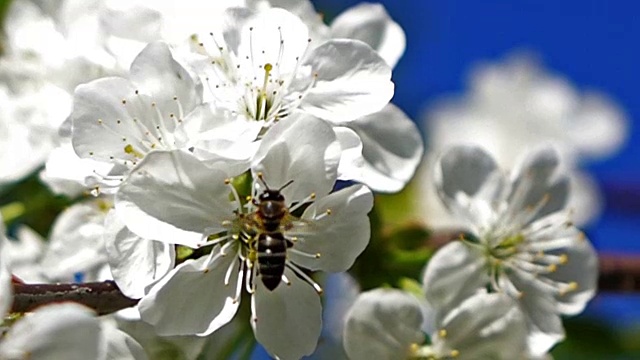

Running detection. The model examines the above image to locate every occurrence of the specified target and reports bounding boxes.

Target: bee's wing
[281,213,317,236]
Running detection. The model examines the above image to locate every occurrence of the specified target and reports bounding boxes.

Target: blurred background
[308,0,640,359]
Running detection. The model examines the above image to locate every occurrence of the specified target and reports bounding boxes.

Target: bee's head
[259,189,285,202]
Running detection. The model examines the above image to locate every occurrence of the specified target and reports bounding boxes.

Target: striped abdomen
[257,232,287,291]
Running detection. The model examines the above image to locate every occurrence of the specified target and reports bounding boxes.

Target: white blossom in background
[99,0,243,68]
[420,52,628,225]
[0,215,147,360]
[113,116,373,359]
[0,81,71,185]
[0,0,124,185]
[343,288,527,360]
[423,145,598,357]
[3,226,47,282]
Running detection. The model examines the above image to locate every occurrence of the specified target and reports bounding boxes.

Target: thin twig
[7,238,640,316]
[10,280,139,315]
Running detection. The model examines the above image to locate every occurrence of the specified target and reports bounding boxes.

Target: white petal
[509,146,570,223]
[39,200,108,281]
[568,92,628,160]
[40,141,115,197]
[105,210,175,299]
[0,303,102,360]
[349,104,423,192]
[334,126,365,183]
[252,114,340,201]
[174,103,262,150]
[102,323,148,360]
[432,292,527,360]
[301,39,394,123]
[0,224,11,316]
[422,242,490,314]
[293,184,373,272]
[237,8,310,75]
[139,253,240,336]
[116,150,235,247]
[434,145,506,227]
[507,271,565,356]
[253,267,322,360]
[71,77,142,162]
[129,42,201,110]
[330,3,405,68]
[343,288,424,360]
[540,229,598,315]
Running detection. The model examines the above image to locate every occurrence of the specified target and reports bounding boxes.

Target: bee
[246,176,296,291]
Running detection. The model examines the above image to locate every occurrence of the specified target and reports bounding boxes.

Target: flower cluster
[0,1,614,359]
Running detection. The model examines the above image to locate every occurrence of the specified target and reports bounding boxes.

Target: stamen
[197,234,231,248]
[287,263,323,294]
[288,192,316,213]
[225,179,243,212]
[232,263,244,304]
[289,248,321,259]
[224,256,238,286]
[281,274,292,286]
[314,208,332,221]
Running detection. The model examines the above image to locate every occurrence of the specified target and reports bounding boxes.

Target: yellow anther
[310,193,316,199]
[568,282,578,291]
[559,254,568,264]
[409,343,420,353]
[325,209,332,215]
[450,349,460,357]
[264,63,273,72]
[438,329,447,338]
[124,144,144,158]
[224,178,231,184]
[315,253,321,258]
[547,264,557,273]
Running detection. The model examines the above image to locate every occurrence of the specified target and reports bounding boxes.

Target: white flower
[114,115,373,359]
[195,7,393,125]
[70,41,203,192]
[343,289,527,360]
[99,0,244,69]
[421,52,628,224]
[422,145,598,356]
[0,81,71,185]
[246,1,405,68]
[0,214,147,360]
[185,7,419,192]
[0,303,148,360]
[238,2,421,193]
[3,226,46,283]
[38,197,113,282]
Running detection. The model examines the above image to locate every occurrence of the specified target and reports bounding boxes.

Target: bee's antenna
[278,180,294,191]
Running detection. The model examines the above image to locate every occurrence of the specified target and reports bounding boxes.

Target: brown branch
[10,280,139,315]
[598,254,640,292]
[7,235,640,316]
